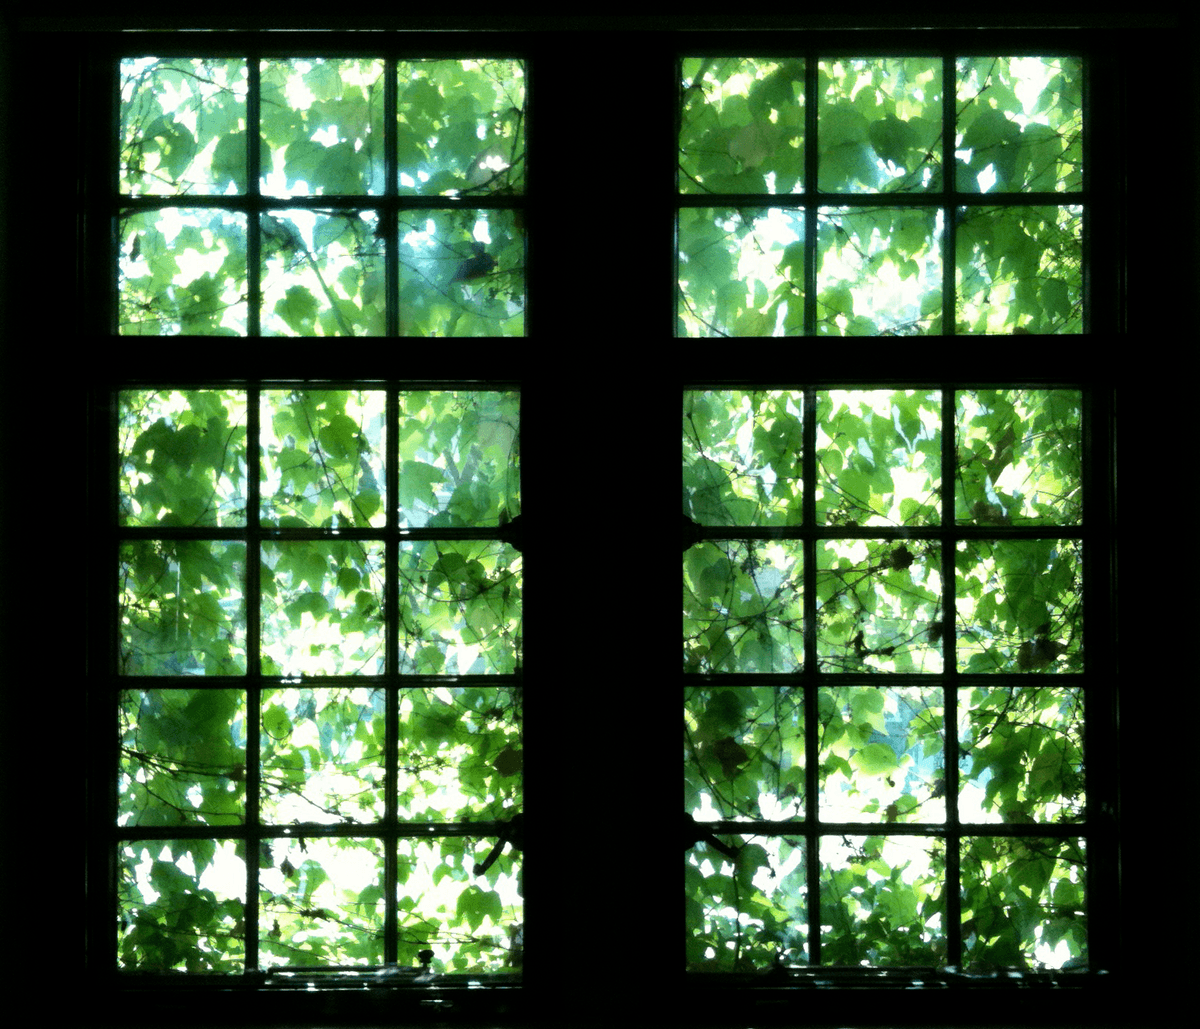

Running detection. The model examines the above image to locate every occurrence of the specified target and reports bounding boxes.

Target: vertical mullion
[941,49,956,338]
[244,386,262,972]
[803,55,819,336]
[384,58,399,337]
[382,386,400,964]
[940,384,962,968]
[801,386,820,965]
[246,54,263,338]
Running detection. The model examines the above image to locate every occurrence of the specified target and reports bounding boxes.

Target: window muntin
[114,386,523,975]
[118,55,526,336]
[677,55,1084,336]
[684,387,1091,974]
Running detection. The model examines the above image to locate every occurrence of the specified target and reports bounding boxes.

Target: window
[683,386,1110,979]
[111,386,523,978]
[117,50,525,337]
[677,51,1087,336]
[6,13,1191,1029]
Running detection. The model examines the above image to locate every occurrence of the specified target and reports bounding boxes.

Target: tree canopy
[678,56,1083,335]
[118,56,525,336]
[115,388,523,974]
[683,388,1086,973]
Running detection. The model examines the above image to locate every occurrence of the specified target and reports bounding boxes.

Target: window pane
[397,59,525,196]
[816,208,943,335]
[396,210,525,336]
[399,540,523,674]
[955,57,1083,194]
[679,57,805,195]
[959,686,1085,823]
[956,539,1083,674]
[119,208,249,335]
[956,389,1083,525]
[118,839,246,972]
[120,689,247,826]
[816,541,944,673]
[119,540,247,675]
[121,58,249,196]
[961,836,1086,971]
[261,541,386,676]
[817,57,943,194]
[819,834,946,966]
[678,207,805,337]
[815,389,941,526]
[684,540,804,673]
[818,686,946,823]
[683,389,804,527]
[955,206,1083,333]
[119,389,248,527]
[260,58,385,197]
[261,389,387,528]
[684,685,806,821]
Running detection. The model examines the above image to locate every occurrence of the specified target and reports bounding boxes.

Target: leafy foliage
[678,55,1083,335]
[115,388,522,974]
[118,57,525,335]
[683,389,1087,972]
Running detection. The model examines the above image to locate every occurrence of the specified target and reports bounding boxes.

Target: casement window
[6,13,1190,1029]
[683,385,1113,980]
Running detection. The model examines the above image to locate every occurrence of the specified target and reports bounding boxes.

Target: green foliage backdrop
[115,388,522,974]
[684,389,1086,972]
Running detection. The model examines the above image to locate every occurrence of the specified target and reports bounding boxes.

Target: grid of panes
[677,54,1083,336]
[684,387,1087,972]
[113,386,523,975]
[117,54,525,336]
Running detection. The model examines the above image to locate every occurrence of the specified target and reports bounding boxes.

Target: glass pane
[395,391,521,528]
[956,539,1083,674]
[119,540,247,675]
[819,835,946,966]
[956,389,1082,525]
[397,59,525,196]
[260,389,386,528]
[959,686,1084,824]
[679,57,805,195]
[120,689,246,827]
[119,208,248,335]
[395,209,525,336]
[815,389,941,526]
[817,57,943,194]
[118,839,246,972]
[260,541,386,676]
[818,686,946,823]
[816,540,943,674]
[684,686,806,821]
[119,389,248,527]
[955,57,1083,193]
[956,205,1082,333]
[260,686,386,825]
[684,540,804,673]
[260,837,384,967]
[397,837,523,972]
[261,211,386,336]
[260,58,385,196]
[120,58,249,196]
[678,207,805,337]
[961,836,1086,971]
[683,389,804,527]
[398,541,522,674]
[398,686,523,821]
[686,835,808,971]
[816,208,943,335]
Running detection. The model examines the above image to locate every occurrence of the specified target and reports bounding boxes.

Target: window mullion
[941,383,962,969]
[244,385,263,972]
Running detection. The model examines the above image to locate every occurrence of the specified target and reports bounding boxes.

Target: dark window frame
[4,12,1192,1029]
[682,380,1116,983]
